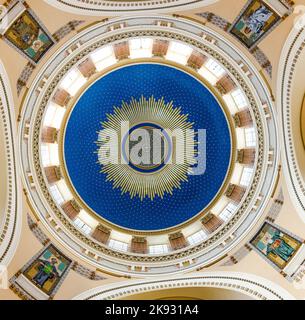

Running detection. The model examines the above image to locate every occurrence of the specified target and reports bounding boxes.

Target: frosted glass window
[41,144,59,166]
[91,46,117,71]
[236,128,246,149]
[109,239,128,252]
[231,89,248,109]
[43,103,56,126]
[240,168,254,186]
[149,245,169,254]
[60,69,86,96]
[74,218,92,235]
[245,128,256,147]
[187,230,208,245]
[219,203,237,222]
[205,59,225,78]
[223,94,239,114]
[198,67,218,85]
[43,102,65,129]
[49,144,60,166]
[41,145,50,167]
[56,180,73,201]
[49,185,64,205]
[129,38,153,58]
[166,41,192,65]
[81,224,92,235]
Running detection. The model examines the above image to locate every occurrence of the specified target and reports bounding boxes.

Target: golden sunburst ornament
[96,96,197,200]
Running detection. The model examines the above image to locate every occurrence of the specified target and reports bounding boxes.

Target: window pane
[149,245,168,254]
[245,128,256,147]
[205,58,225,77]
[240,168,254,186]
[109,239,128,252]
[219,203,237,222]
[231,89,248,109]
[187,230,207,245]
[49,185,64,205]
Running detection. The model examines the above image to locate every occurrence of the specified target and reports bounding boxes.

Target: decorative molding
[0,60,22,266]
[52,20,85,42]
[44,0,219,15]
[266,189,284,222]
[17,62,35,96]
[278,26,305,223]
[196,12,231,31]
[221,244,252,266]
[73,272,295,300]
[71,262,106,281]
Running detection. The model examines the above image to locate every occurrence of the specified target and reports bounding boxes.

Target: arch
[0,61,22,267]
[44,0,219,15]
[277,26,305,223]
[73,272,295,300]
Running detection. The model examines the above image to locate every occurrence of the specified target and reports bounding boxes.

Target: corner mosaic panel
[23,244,72,296]
[10,244,72,299]
[251,222,302,270]
[229,0,281,49]
[4,10,54,63]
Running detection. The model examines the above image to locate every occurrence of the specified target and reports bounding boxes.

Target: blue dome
[63,63,232,231]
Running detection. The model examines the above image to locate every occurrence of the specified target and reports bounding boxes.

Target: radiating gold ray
[97,96,197,200]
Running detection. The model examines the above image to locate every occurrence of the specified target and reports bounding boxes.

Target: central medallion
[122,123,171,173]
[63,62,233,231]
[96,96,196,200]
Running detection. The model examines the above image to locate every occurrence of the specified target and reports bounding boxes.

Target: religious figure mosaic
[229,0,281,49]
[4,10,53,63]
[23,244,72,296]
[251,222,302,269]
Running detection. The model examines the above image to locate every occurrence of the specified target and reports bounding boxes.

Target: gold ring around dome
[57,57,237,236]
